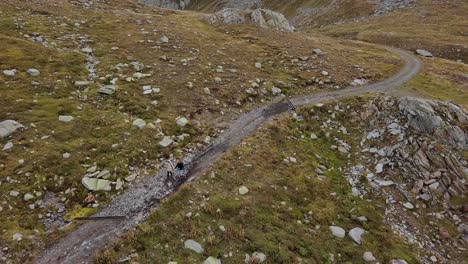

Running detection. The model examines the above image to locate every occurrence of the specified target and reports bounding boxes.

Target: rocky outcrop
[347,96,467,258]
[141,0,262,10]
[140,0,191,9]
[399,97,467,148]
[357,97,467,201]
[373,0,415,16]
[207,8,294,32]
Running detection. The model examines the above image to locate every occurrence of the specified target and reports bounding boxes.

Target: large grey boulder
[0,120,25,139]
[399,97,467,148]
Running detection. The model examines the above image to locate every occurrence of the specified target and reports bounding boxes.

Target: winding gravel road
[34,45,421,264]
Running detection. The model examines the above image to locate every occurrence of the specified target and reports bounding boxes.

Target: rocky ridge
[342,96,467,262]
[207,8,294,32]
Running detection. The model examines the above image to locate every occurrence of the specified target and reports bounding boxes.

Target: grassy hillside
[314,0,468,107]
[97,96,419,264]
[318,0,468,62]
[400,57,468,108]
[0,0,402,262]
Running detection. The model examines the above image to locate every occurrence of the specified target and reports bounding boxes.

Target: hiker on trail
[166,159,175,178]
[175,159,185,177]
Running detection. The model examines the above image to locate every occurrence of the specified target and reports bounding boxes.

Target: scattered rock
[58,115,74,122]
[351,78,367,86]
[363,252,376,262]
[391,260,408,264]
[271,86,282,96]
[374,179,394,187]
[3,142,13,151]
[125,173,137,182]
[159,136,174,147]
[184,239,204,254]
[9,191,20,197]
[255,62,262,69]
[26,68,40,76]
[74,81,92,87]
[329,226,346,238]
[416,49,433,57]
[250,252,267,263]
[338,146,348,154]
[160,36,169,43]
[63,152,71,159]
[97,170,111,179]
[87,166,97,173]
[348,227,366,244]
[429,182,439,191]
[12,233,23,241]
[115,179,124,190]
[24,193,34,201]
[0,120,25,138]
[133,119,146,129]
[402,202,414,210]
[176,117,189,127]
[3,69,16,76]
[357,216,368,222]
[81,47,93,53]
[81,177,112,191]
[204,257,221,264]
[203,87,211,95]
[239,186,249,195]
[375,163,384,174]
[313,49,325,56]
[98,85,118,95]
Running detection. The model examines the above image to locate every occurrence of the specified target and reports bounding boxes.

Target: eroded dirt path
[34,45,421,264]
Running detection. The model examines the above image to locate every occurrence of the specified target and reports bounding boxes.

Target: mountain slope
[0,0,404,262]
